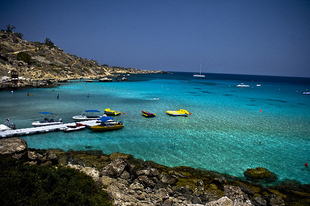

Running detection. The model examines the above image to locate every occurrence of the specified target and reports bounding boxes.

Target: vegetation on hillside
[0,157,112,206]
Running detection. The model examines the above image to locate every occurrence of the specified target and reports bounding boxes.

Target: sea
[1,72,310,184]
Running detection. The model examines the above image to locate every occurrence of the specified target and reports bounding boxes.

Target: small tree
[44,37,54,48]
[6,24,15,33]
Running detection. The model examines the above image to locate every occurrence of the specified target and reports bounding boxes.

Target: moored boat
[89,116,124,131]
[32,112,63,127]
[236,83,250,88]
[142,111,156,117]
[166,109,189,116]
[72,110,106,121]
[104,108,121,116]
[63,123,85,132]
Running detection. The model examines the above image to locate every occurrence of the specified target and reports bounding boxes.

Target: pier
[0,120,99,138]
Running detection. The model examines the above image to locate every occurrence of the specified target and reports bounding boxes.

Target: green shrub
[17,52,31,64]
[0,157,112,206]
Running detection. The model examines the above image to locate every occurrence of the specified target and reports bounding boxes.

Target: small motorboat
[236,83,250,88]
[0,124,12,132]
[32,112,63,127]
[4,119,16,129]
[72,110,106,121]
[64,123,85,132]
[302,91,310,95]
[99,77,112,82]
[89,116,124,131]
[166,109,189,116]
[142,111,156,117]
[104,108,121,116]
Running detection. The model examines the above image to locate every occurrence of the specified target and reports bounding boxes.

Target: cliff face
[0,31,162,80]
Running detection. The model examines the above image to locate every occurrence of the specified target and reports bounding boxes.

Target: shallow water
[1,72,310,184]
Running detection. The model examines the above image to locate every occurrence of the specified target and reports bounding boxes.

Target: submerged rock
[244,167,278,183]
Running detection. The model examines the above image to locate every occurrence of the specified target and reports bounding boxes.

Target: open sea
[1,72,310,184]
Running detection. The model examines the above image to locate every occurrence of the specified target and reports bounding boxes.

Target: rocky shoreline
[1,137,310,206]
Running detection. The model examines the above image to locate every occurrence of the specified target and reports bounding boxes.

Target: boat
[142,111,156,117]
[104,108,121,116]
[63,123,85,132]
[99,77,112,82]
[166,109,189,116]
[32,112,63,127]
[4,119,16,129]
[89,117,124,131]
[193,64,205,78]
[86,79,93,82]
[236,83,250,88]
[0,124,12,132]
[27,92,34,96]
[302,91,310,95]
[72,110,106,121]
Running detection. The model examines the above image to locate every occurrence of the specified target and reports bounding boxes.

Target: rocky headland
[0,29,167,90]
[1,137,310,206]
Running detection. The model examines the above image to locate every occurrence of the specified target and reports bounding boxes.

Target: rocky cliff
[0,30,164,81]
[2,137,310,206]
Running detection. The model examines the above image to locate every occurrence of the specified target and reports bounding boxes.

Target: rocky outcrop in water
[1,137,310,205]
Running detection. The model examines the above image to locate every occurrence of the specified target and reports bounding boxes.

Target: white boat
[0,124,12,132]
[63,123,85,132]
[32,112,63,127]
[72,110,106,121]
[236,83,250,88]
[193,64,205,78]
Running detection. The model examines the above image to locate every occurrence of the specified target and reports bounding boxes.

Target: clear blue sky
[1,0,310,77]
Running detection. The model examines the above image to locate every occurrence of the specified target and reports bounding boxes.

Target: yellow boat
[104,108,121,116]
[90,124,124,131]
[166,109,189,116]
[89,116,124,131]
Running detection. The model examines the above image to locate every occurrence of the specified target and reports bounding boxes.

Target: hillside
[0,30,163,82]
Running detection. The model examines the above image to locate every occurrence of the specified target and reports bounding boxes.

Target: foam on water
[1,73,310,184]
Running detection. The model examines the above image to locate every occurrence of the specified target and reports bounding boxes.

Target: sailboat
[193,64,205,78]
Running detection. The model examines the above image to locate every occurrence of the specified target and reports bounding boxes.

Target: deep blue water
[1,72,310,184]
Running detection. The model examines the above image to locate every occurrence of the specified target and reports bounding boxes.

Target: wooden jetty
[0,120,99,138]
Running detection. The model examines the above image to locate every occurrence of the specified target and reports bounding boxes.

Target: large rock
[0,137,28,159]
[100,157,128,178]
[159,173,178,185]
[224,185,252,206]
[244,167,278,183]
[205,196,233,206]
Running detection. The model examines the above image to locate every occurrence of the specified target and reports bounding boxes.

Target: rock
[0,137,28,159]
[224,185,252,206]
[81,167,100,181]
[244,167,278,183]
[100,157,127,178]
[120,170,131,180]
[211,176,227,186]
[253,196,267,206]
[240,185,255,196]
[99,175,116,188]
[268,194,285,206]
[162,198,174,206]
[136,167,159,176]
[138,175,156,188]
[205,196,233,206]
[159,173,178,185]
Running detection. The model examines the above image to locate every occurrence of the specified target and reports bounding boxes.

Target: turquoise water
[1,72,310,184]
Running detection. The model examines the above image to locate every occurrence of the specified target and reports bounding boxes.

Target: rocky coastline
[1,137,310,206]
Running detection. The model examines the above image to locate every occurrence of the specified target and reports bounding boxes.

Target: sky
[1,0,310,77]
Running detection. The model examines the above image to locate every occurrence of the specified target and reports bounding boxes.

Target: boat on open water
[142,111,156,117]
[166,109,189,116]
[104,108,121,116]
